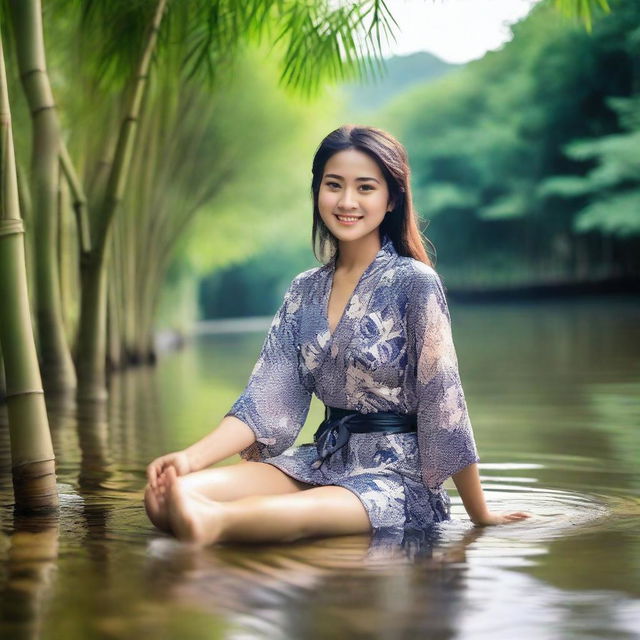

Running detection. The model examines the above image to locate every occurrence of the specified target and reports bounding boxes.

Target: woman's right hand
[146,451,192,489]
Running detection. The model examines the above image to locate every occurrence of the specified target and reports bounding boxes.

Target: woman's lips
[334,214,363,225]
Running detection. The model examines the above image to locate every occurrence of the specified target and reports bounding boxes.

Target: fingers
[148,459,166,489]
[147,454,185,488]
[165,465,177,486]
[157,468,169,490]
[155,467,173,494]
[474,511,533,527]
[148,458,172,489]
[147,465,156,488]
[504,512,532,523]
[150,469,170,503]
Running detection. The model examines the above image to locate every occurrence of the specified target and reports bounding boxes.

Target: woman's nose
[338,188,358,209]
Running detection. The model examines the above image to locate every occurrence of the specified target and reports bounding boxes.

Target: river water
[1,295,639,639]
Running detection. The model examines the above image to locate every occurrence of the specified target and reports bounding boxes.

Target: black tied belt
[311,405,418,470]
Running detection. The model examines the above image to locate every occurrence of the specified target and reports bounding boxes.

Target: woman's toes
[165,471,225,545]
[144,484,172,534]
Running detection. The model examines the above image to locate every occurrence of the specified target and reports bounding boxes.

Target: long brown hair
[310,124,435,267]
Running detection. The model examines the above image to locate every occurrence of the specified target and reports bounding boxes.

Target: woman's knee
[314,487,372,534]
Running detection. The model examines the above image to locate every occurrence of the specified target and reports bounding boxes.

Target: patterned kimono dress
[224,233,480,532]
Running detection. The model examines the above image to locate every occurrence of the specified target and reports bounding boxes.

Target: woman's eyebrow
[324,173,380,184]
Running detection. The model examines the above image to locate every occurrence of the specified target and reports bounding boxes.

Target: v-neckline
[324,266,368,339]
[322,235,393,341]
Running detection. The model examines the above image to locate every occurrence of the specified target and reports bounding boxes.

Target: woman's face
[317,148,393,245]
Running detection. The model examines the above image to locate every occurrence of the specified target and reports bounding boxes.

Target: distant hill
[341,51,460,114]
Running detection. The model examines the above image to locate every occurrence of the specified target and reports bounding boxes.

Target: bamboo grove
[0,0,612,512]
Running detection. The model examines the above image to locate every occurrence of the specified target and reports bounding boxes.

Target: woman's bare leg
[163,466,373,545]
[144,461,313,533]
[179,461,314,499]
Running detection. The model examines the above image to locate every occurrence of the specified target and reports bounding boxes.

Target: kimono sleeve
[224,273,313,462]
[408,266,480,490]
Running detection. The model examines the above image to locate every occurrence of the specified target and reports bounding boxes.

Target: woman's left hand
[472,511,532,527]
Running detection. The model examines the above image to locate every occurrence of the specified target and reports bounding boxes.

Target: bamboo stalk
[59,140,91,254]
[0,32,58,513]
[76,0,168,399]
[106,272,123,371]
[10,0,77,391]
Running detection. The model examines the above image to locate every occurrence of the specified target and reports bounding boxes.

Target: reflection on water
[0,296,639,639]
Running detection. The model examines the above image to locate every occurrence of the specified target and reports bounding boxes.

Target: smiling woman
[144,124,532,545]
[323,171,381,215]
[318,149,391,243]
[317,148,395,335]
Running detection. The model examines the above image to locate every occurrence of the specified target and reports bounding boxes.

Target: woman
[144,125,532,545]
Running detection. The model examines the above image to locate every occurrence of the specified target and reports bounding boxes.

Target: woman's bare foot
[164,466,226,545]
[144,480,172,534]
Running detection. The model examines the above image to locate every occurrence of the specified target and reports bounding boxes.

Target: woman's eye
[324,182,374,191]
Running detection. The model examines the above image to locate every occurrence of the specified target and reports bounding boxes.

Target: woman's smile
[335,214,363,225]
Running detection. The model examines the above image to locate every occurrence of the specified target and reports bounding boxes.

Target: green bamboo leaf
[553,0,611,32]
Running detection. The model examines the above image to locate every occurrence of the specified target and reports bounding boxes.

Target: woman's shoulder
[392,258,449,321]
[284,265,325,299]
[393,256,442,292]
[293,265,324,282]
[290,265,323,289]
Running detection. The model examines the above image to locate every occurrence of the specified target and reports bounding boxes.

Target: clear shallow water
[1,295,639,639]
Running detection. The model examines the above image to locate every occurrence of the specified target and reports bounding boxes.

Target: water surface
[1,295,639,639]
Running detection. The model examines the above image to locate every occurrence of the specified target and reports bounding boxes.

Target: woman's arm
[146,416,257,488]
[452,463,531,526]
[182,416,257,472]
[222,272,313,462]
[180,273,312,476]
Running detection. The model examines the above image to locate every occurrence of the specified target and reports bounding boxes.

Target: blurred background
[188,0,640,325]
[1,1,639,638]
[2,0,638,354]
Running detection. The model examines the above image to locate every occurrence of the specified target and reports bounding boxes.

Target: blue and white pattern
[225,233,480,531]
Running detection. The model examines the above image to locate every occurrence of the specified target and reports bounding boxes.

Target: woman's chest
[297,274,412,383]
[326,271,362,336]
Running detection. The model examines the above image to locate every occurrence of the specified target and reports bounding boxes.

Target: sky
[379,0,542,63]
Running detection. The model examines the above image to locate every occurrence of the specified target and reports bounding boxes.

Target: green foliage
[172,43,343,274]
[478,191,532,221]
[198,241,314,319]
[540,96,640,235]
[3,0,396,339]
[155,40,343,325]
[575,191,640,236]
[49,0,400,99]
[199,0,640,298]
[553,0,611,31]
[368,0,639,284]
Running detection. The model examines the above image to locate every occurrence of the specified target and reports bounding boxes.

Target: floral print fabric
[224,233,480,530]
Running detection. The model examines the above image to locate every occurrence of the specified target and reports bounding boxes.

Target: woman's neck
[335,232,382,273]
